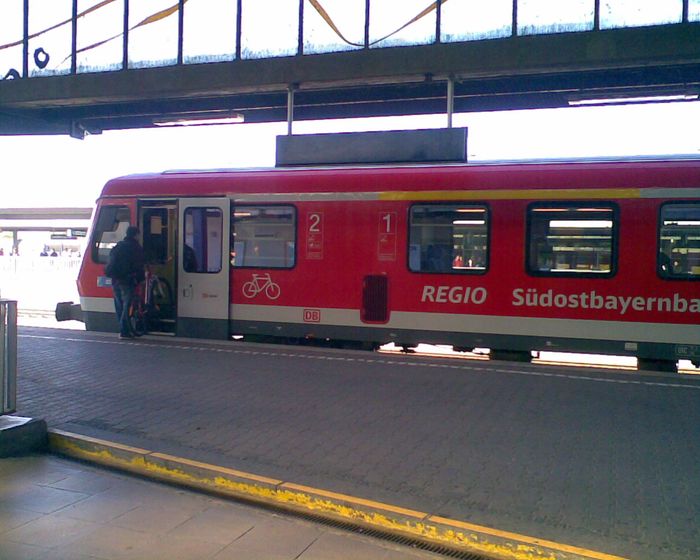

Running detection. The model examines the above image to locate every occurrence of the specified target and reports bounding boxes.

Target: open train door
[177,198,230,339]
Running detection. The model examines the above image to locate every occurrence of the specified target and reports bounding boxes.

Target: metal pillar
[287,85,296,135]
[12,231,20,255]
[1,300,18,415]
[447,76,455,128]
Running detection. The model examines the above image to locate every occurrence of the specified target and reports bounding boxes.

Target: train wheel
[637,358,678,373]
[490,349,532,363]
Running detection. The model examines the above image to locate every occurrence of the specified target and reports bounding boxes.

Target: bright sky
[1,100,699,208]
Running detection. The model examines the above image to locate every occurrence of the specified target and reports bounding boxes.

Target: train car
[71,155,700,372]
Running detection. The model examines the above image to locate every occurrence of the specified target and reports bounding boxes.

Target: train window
[91,205,131,264]
[527,204,617,277]
[142,207,169,264]
[658,203,700,279]
[183,207,223,273]
[231,206,296,268]
[409,204,488,274]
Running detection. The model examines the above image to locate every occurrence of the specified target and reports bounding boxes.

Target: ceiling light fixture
[152,112,245,127]
[568,93,699,107]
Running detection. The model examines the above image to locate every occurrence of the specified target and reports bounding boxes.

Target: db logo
[303,309,321,323]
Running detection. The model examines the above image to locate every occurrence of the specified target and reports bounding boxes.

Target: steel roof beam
[0,24,698,135]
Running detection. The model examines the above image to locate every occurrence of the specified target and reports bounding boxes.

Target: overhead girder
[0,23,699,136]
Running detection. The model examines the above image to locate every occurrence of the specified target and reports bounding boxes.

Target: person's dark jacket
[108,237,145,286]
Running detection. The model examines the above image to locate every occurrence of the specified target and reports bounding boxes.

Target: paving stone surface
[14,326,700,560]
[0,455,442,560]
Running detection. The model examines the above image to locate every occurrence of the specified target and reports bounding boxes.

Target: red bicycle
[128,272,173,336]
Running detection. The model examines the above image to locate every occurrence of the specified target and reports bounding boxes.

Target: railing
[1,299,18,415]
[0,255,82,274]
[0,256,81,312]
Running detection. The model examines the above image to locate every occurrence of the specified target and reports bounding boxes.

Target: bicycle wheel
[265,283,281,300]
[150,277,173,306]
[129,302,146,336]
[242,281,257,298]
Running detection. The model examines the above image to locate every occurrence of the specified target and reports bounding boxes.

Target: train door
[177,198,230,339]
[139,201,178,334]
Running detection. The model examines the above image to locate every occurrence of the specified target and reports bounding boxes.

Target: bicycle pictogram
[242,273,281,300]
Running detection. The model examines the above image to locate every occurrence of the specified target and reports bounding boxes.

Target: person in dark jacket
[108,225,145,339]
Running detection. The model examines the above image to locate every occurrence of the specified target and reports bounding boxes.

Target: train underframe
[78,307,693,373]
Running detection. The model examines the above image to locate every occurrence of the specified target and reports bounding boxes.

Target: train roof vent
[275,128,468,167]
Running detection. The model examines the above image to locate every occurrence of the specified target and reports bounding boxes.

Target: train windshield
[658,203,700,279]
[91,205,131,264]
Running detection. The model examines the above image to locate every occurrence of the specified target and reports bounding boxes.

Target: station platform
[5,326,700,560]
[0,453,439,560]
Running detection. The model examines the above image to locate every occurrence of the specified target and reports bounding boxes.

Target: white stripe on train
[77,297,699,347]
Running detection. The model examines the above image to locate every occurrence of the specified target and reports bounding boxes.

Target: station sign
[50,228,87,240]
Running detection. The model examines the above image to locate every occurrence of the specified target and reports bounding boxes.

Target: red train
[71,155,700,372]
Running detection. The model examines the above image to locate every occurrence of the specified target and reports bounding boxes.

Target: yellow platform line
[48,430,628,560]
[150,452,282,486]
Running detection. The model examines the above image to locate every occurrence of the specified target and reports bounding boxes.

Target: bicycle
[242,273,281,300]
[127,282,147,337]
[128,272,173,335]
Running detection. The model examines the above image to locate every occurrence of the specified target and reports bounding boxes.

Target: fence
[0,257,81,311]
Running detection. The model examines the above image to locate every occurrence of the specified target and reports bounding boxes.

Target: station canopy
[0,1,699,136]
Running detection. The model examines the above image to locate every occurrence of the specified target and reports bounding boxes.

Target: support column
[287,85,296,136]
[447,76,455,129]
